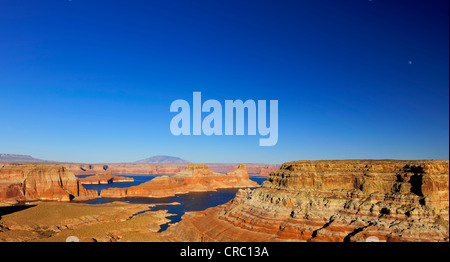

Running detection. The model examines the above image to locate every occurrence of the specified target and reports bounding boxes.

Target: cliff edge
[163,160,449,242]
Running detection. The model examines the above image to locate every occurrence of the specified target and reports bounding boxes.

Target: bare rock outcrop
[163,160,449,242]
[0,164,98,202]
[100,163,259,198]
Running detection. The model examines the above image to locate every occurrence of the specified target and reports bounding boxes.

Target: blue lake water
[77,174,162,193]
[78,174,266,231]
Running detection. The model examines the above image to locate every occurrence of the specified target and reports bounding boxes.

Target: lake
[79,174,266,231]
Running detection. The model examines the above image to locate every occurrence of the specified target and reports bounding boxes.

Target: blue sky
[0,0,448,164]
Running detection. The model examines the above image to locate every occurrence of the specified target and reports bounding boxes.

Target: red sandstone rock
[100,163,259,198]
[163,160,449,242]
[0,164,98,202]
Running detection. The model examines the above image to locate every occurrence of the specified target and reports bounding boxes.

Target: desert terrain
[1,160,448,242]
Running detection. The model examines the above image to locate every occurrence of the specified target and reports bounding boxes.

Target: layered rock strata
[100,164,259,198]
[163,160,449,242]
[0,164,98,202]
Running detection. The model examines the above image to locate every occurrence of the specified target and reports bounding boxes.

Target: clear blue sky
[0,0,448,164]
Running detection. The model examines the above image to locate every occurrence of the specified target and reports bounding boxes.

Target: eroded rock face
[163,160,449,242]
[100,163,259,198]
[0,164,98,202]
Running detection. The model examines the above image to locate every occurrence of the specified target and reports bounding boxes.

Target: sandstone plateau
[163,160,449,242]
[100,163,259,198]
[0,164,98,202]
[78,172,134,185]
[0,201,172,242]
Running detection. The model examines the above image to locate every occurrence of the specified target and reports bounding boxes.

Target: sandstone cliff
[0,164,98,202]
[100,163,259,198]
[163,160,449,242]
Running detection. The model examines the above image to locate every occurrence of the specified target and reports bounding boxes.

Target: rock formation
[0,164,98,202]
[78,172,134,184]
[163,160,449,242]
[100,163,259,198]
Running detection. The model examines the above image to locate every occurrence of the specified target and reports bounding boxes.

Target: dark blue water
[79,174,266,231]
[77,174,161,194]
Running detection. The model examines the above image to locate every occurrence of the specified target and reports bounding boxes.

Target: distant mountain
[0,154,56,164]
[134,155,190,164]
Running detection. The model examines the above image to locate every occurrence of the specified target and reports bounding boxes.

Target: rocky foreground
[100,163,259,198]
[163,160,449,242]
[0,201,172,242]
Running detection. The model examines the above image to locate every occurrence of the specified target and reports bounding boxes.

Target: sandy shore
[0,201,177,242]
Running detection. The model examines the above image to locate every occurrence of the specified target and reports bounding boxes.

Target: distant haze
[134,155,190,164]
[0,154,55,164]
[0,154,190,165]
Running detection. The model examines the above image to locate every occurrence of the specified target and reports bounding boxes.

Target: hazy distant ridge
[1,154,190,164]
[0,154,56,164]
[134,155,190,164]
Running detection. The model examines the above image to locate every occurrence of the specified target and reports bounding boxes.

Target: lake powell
[79,174,266,231]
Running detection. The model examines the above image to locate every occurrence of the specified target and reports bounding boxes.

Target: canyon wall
[100,163,259,198]
[0,164,98,202]
[163,160,449,242]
